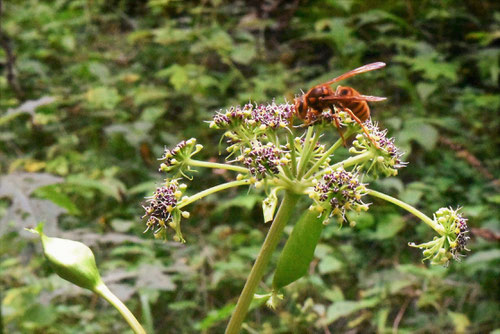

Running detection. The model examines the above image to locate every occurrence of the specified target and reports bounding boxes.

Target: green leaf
[324,298,380,325]
[230,43,256,65]
[214,194,261,213]
[33,185,80,215]
[465,249,500,264]
[416,82,437,102]
[85,86,121,110]
[195,303,235,330]
[318,255,343,274]
[368,214,405,240]
[66,175,126,201]
[448,311,470,333]
[88,62,111,83]
[400,120,438,150]
[399,188,423,206]
[128,181,158,195]
[133,86,169,106]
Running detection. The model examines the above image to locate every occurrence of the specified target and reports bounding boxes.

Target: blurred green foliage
[1,0,499,333]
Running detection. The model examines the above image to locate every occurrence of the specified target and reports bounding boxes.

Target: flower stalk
[188,159,249,174]
[366,189,440,233]
[225,192,299,334]
[95,284,147,334]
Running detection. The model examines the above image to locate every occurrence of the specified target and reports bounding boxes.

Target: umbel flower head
[350,121,407,177]
[210,102,294,131]
[159,138,203,178]
[309,167,369,222]
[210,102,294,149]
[240,142,288,180]
[409,207,470,265]
[142,179,189,242]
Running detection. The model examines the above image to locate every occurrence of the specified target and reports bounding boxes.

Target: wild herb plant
[141,102,470,333]
[30,100,470,334]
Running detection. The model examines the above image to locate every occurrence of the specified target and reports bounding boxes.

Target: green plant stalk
[296,126,314,178]
[329,150,374,172]
[225,192,300,334]
[366,189,444,234]
[297,131,320,179]
[94,283,146,334]
[188,159,248,174]
[287,131,297,176]
[179,179,251,208]
[303,128,355,179]
[139,291,155,334]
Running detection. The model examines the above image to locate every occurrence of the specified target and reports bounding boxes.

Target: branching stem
[225,192,299,334]
[179,179,251,208]
[189,159,248,174]
[366,189,443,234]
[95,284,146,334]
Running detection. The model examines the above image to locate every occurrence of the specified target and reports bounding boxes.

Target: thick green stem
[225,192,300,334]
[95,283,146,334]
[179,179,251,208]
[189,159,248,174]
[366,189,443,234]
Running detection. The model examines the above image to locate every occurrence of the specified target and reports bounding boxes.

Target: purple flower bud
[312,168,368,221]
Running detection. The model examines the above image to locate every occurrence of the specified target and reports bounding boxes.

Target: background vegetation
[1,0,499,333]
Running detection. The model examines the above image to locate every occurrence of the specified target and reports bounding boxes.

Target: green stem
[298,128,320,179]
[303,128,353,180]
[366,189,443,234]
[296,126,313,178]
[139,291,154,334]
[329,151,374,172]
[179,179,251,208]
[189,159,248,174]
[225,192,300,334]
[287,131,297,176]
[95,283,146,334]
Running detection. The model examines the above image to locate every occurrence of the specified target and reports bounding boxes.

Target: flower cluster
[306,108,355,129]
[350,121,406,177]
[159,138,203,177]
[210,102,294,133]
[142,179,189,242]
[240,142,288,180]
[409,207,470,265]
[309,167,369,221]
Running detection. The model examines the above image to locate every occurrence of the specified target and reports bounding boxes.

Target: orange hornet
[294,62,387,145]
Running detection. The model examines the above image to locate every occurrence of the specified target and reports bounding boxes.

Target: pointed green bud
[27,223,103,292]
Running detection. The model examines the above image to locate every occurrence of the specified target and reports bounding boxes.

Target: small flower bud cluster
[210,102,294,133]
[350,121,406,177]
[409,207,470,265]
[309,167,368,221]
[159,138,203,177]
[293,135,329,167]
[142,179,188,242]
[240,142,288,180]
[309,108,355,128]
